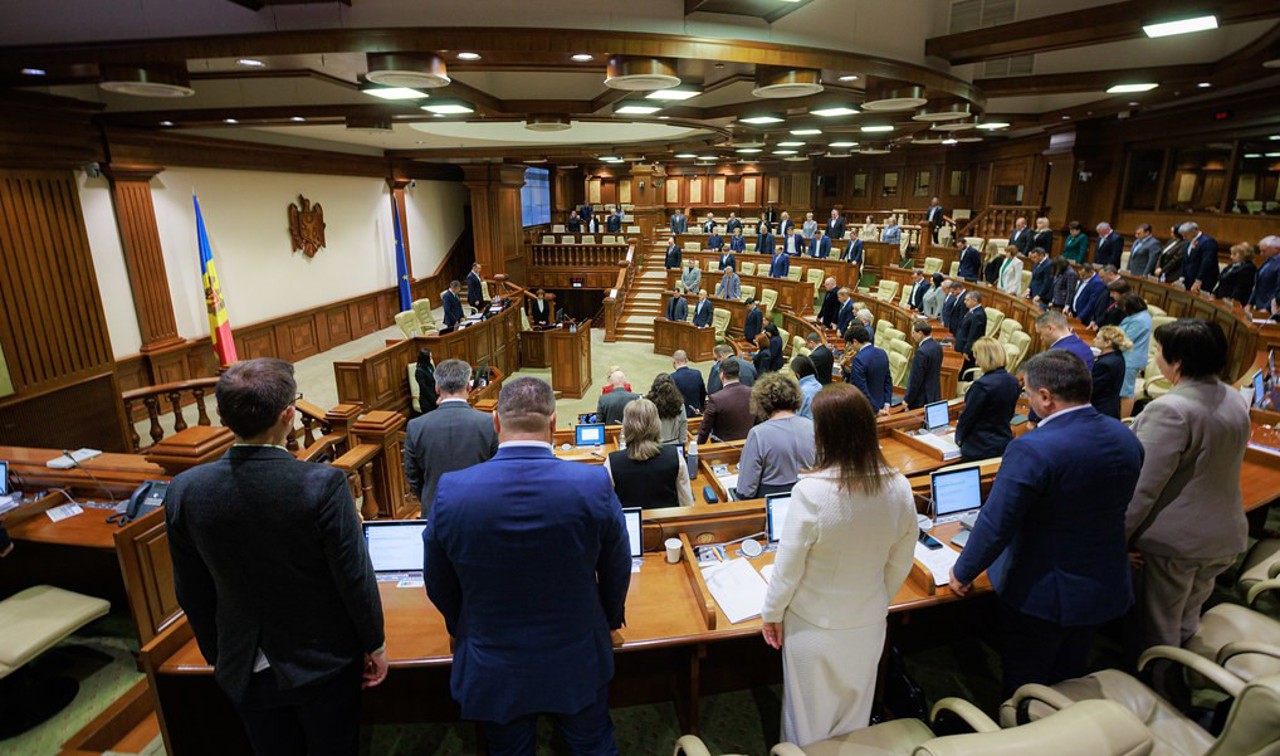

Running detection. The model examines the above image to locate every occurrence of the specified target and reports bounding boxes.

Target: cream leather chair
[740,261,757,276]
[1021,269,1032,292]
[552,224,566,233]
[761,288,779,316]
[875,280,900,302]
[937,224,953,246]
[786,266,803,282]
[562,235,576,244]
[626,225,641,234]
[541,234,556,244]
[880,327,906,348]
[1138,355,1173,401]
[806,268,824,302]
[1186,603,1280,683]
[1238,539,1280,605]
[778,327,791,355]
[924,256,944,276]
[708,260,720,272]
[741,285,756,302]
[949,261,960,278]
[684,241,701,252]
[1121,251,1131,271]
[792,335,808,358]
[888,349,910,389]
[874,319,892,345]
[411,298,435,330]
[712,309,731,343]
[888,338,914,364]
[602,234,617,244]
[999,318,1022,343]
[1148,305,1167,317]
[899,286,914,309]
[1005,330,1033,374]
[395,310,422,339]
[965,236,985,250]
[984,308,1006,338]
[581,234,596,244]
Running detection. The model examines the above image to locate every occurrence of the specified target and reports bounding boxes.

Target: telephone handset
[108,480,170,527]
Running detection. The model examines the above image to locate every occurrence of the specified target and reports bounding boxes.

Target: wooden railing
[332,443,382,520]
[603,245,637,342]
[528,242,632,268]
[955,205,1042,241]
[121,378,218,453]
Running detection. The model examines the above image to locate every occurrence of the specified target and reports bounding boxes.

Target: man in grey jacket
[403,359,498,516]
[1127,224,1161,276]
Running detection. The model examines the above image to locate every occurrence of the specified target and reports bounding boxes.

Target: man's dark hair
[449,279,461,290]
[435,359,473,395]
[745,296,756,306]
[496,377,556,432]
[1138,223,1153,234]
[791,354,816,378]
[1020,350,1092,404]
[720,357,741,380]
[912,320,932,335]
[1153,319,1228,380]
[845,324,872,345]
[965,291,982,304]
[216,358,297,439]
[806,332,822,345]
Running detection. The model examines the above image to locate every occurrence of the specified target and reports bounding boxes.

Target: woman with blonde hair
[761,383,917,746]
[1032,217,1053,255]
[1091,326,1132,419]
[603,398,693,509]
[954,337,1020,461]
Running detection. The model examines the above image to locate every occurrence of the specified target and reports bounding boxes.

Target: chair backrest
[395,310,421,339]
[999,318,1022,343]
[1147,305,1166,317]
[786,266,802,281]
[740,284,756,301]
[713,309,730,339]
[552,224,566,233]
[1120,250,1131,271]
[874,318,891,343]
[708,260,720,272]
[407,363,420,402]
[791,335,806,357]
[562,235,576,244]
[761,288,779,315]
[924,256,944,275]
[684,241,701,252]
[740,261,757,276]
[1006,331,1033,373]
[778,327,790,352]
[602,234,616,244]
[880,326,906,347]
[1208,674,1280,756]
[541,234,556,244]
[938,225,953,246]
[412,298,435,327]
[875,280,900,301]
[481,281,491,301]
[888,350,909,388]
[1150,316,1175,353]
[1021,269,1032,289]
[888,338,914,363]
[581,234,596,244]
[984,308,1006,337]
[919,699,1153,756]
[899,286,914,309]
[965,236,985,251]
[626,225,641,234]
[949,261,960,277]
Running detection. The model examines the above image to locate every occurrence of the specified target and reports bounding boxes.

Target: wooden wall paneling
[319,304,352,352]
[588,178,602,205]
[0,98,102,171]
[114,508,182,645]
[277,316,319,362]
[712,176,726,204]
[665,176,681,205]
[0,372,129,451]
[619,179,632,205]
[766,176,780,204]
[743,176,758,205]
[235,328,276,361]
[689,177,704,204]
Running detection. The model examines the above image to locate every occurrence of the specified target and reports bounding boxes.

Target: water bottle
[686,438,698,476]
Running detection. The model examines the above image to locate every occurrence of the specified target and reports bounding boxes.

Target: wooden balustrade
[332,443,382,520]
[528,242,631,268]
[955,205,1042,241]
[603,247,636,342]
[121,378,218,453]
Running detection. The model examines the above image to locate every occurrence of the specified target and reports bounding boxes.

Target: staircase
[614,241,671,343]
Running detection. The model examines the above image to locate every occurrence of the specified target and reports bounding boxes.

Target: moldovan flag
[194,195,239,367]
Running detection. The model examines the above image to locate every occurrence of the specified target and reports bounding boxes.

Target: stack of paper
[702,558,769,624]
[914,432,961,460]
[914,541,960,587]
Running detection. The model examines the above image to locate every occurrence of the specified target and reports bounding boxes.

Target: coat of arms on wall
[288,194,326,257]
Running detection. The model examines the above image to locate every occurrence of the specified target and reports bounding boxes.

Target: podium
[653,319,716,362]
[548,324,592,399]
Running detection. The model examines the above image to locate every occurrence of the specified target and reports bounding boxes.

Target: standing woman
[604,398,694,509]
[1049,256,1079,311]
[1062,221,1088,263]
[415,348,439,415]
[923,274,947,318]
[1152,225,1187,284]
[735,373,816,498]
[646,373,689,445]
[1031,217,1053,256]
[998,246,1024,295]
[954,338,1021,461]
[1214,243,1258,304]
[753,332,776,376]
[1117,293,1152,418]
[983,243,1003,285]
[761,383,917,746]
[1090,326,1131,419]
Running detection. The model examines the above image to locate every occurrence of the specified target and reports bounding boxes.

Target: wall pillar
[628,164,665,244]
[463,163,527,281]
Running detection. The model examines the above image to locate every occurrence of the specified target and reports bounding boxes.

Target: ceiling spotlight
[646,88,701,101]
[974,121,1010,130]
[736,147,762,154]
[837,74,859,82]
[828,141,858,148]
[1198,81,1212,88]
[1143,15,1218,38]
[675,152,698,158]
[605,57,681,91]
[861,124,894,133]
[1270,135,1280,140]
[99,65,195,98]
[777,141,805,147]
[1062,115,1071,120]
[20,67,46,76]
[772,149,797,155]
[223,118,239,124]
[615,103,661,115]
[1128,101,1140,106]
[697,155,719,161]
[571,53,595,62]
[159,120,175,127]
[236,58,266,68]
[456,52,482,61]
[791,128,822,135]
[942,138,958,146]
[1268,152,1280,158]
[361,85,430,100]
[753,67,823,98]
[740,114,784,124]
[811,106,859,117]
[290,116,306,122]
[421,100,474,114]
[1107,83,1158,93]
[525,116,572,132]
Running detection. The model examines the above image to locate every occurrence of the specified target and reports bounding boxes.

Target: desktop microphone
[62,450,116,504]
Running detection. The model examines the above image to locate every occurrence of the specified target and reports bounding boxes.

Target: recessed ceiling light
[736,147,762,153]
[791,128,822,135]
[1245,153,1263,159]
[223,118,239,124]
[646,88,701,101]
[1198,81,1212,88]
[1270,135,1280,141]
[675,152,698,158]
[659,115,670,119]
[772,149,797,155]
[697,155,719,160]
[422,101,474,114]
[861,124,894,133]
[1128,101,1140,106]
[290,116,306,122]
[615,104,661,115]
[20,67,46,76]
[237,58,266,68]
[1143,15,1218,38]
[811,106,859,117]
[1267,152,1280,158]
[599,155,623,162]
[975,121,1010,130]
[740,114,784,124]
[571,53,594,62]
[1107,83,1158,93]
[942,138,958,145]
[828,141,858,148]
[362,86,430,100]
[456,52,482,61]
[837,74,858,82]
[1062,115,1071,120]
[777,141,805,147]
[159,120,174,127]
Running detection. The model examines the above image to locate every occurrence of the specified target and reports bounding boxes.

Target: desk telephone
[108,480,169,527]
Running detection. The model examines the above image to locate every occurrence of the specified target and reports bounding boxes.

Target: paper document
[702,558,769,624]
[46,503,84,522]
[717,474,738,491]
[913,432,961,460]
[914,541,961,587]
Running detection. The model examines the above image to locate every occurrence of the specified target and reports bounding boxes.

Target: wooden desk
[549,324,593,399]
[672,238,862,292]
[653,319,716,362]
[669,269,815,315]
[517,328,552,368]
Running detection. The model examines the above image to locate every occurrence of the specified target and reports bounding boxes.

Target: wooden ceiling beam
[926,0,1280,65]
[976,64,1214,98]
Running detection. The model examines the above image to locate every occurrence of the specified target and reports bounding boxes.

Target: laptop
[923,400,950,433]
[363,520,428,579]
[0,460,8,496]
[574,423,606,447]
[1255,370,1267,409]
[577,412,599,425]
[931,467,983,526]
[623,507,643,558]
[766,493,793,543]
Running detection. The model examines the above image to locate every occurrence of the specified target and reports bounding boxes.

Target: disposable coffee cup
[664,538,682,564]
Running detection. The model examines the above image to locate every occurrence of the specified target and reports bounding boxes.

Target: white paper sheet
[702,558,769,624]
[914,541,960,587]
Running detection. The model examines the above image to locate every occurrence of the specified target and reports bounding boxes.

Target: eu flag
[392,198,412,312]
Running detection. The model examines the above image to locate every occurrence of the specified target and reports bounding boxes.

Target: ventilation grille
[951,0,1033,77]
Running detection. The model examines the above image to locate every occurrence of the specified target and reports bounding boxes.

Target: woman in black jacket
[753,333,775,376]
[1153,224,1187,284]
[1090,326,1130,419]
[766,323,784,371]
[415,348,438,415]
[1031,217,1053,257]
[1214,243,1257,303]
[955,337,1021,461]
[1049,256,1079,310]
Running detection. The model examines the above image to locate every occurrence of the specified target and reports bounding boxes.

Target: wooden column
[104,164,188,384]
[387,177,413,280]
[628,164,664,244]
[463,163,527,280]
[351,410,410,519]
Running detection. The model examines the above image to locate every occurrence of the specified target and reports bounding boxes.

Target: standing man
[596,371,640,425]
[809,228,831,258]
[717,245,736,273]
[706,343,756,395]
[1251,236,1280,312]
[530,288,552,327]
[707,226,724,252]
[729,227,747,254]
[841,228,864,267]
[671,350,707,415]
[681,258,701,295]
[805,332,834,385]
[425,377,631,755]
[702,211,716,234]
[785,227,804,256]
[904,321,942,409]
[404,359,499,517]
[836,288,856,336]
[442,280,465,328]
[726,212,743,236]
[698,358,755,443]
[816,277,840,328]
[1035,310,1095,370]
[664,236,682,270]
[716,265,741,301]
[666,287,689,322]
[1094,223,1123,268]
[1181,222,1220,294]
[691,290,715,328]
[1008,217,1031,254]
[670,207,688,235]
[801,211,817,241]
[908,268,931,311]
[845,324,892,413]
[950,350,1143,695]
[828,208,847,240]
[769,245,791,278]
[605,206,622,234]
[926,197,946,243]
[757,226,777,256]
[167,359,386,755]
[1067,263,1105,325]
[1027,248,1053,306]
[955,238,982,281]
[942,281,965,332]
[953,291,987,371]
[1127,224,1160,276]
[743,297,764,346]
[467,263,485,311]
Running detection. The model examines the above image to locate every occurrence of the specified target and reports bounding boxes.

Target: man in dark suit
[404,359,499,517]
[1034,310,1094,370]
[1067,264,1106,325]
[1087,266,1121,326]
[784,227,805,257]
[166,359,386,754]
[691,290,714,328]
[805,332,834,385]
[566,214,582,233]
[777,211,794,238]
[757,229,776,256]
[828,208,847,240]
[670,208,688,235]
[809,228,832,258]
[605,207,622,234]
[707,228,724,252]
[841,229,864,266]
[953,291,987,368]
[836,288,856,336]
[717,248,736,273]
[664,236,681,269]
[726,212,743,235]
[596,370,639,425]
[743,298,764,345]
[926,197,946,243]
[1027,248,1053,306]
[1127,224,1159,276]
[955,239,982,281]
[1094,223,1123,268]
[579,203,593,223]
[1181,221,1220,293]
[769,248,790,278]
[729,228,746,253]
[845,324,892,412]
[666,289,688,322]
[671,350,707,415]
[942,282,965,332]
[442,280,465,328]
[905,320,942,409]
[1008,217,1031,254]
[530,289,552,326]
[908,268,931,311]
[425,377,631,754]
[951,350,1143,695]
[817,277,840,328]
[701,212,716,234]
[466,263,485,311]
[1252,236,1280,311]
[706,344,757,395]
[697,358,755,443]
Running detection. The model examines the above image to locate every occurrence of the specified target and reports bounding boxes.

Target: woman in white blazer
[760,383,918,747]
[998,246,1025,295]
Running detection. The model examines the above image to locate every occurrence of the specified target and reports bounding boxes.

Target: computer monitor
[623,507,642,557]
[1255,370,1267,409]
[931,467,983,521]
[575,423,606,446]
[924,400,950,431]
[0,460,8,495]
[363,520,428,573]
[577,412,599,425]
[766,493,792,542]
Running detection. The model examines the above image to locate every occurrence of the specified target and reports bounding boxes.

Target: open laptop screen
[924,400,950,431]
[766,493,792,542]
[623,507,642,557]
[932,467,982,519]
[0,461,8,496]
[363,520,427,573]
[575,423,606,446]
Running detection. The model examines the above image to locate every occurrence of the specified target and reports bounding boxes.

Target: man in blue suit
[726,212,743,235]
[743,298,764,345]
[1067,264,1105,324]
[691,290,715,329]
[717,248,736,273]
[908,268,931,311]
[955,239,982,281]
[941,281,964,332]
[425,377,631,754]
[809,228,831,258]
[1027,248,1053,306]
[769,248,790,278]
[905,320,942,409]
[671,350,707,414]
[951,350,1143,695]
[1034,310,1094,369]
[605,207,622,234]
[670,208,687,235]
[841,229,864,266]
[835,288,855,336]
[845,324,892,412]
[828,208,846,240]
[729,228,746,253]
[1251,236,1280,311]
[466,263,485,311]
[666,289,688,322]
[757,229,776,256]
[442,280,465,328]
[1094,223,1123,268]
[707,228,724,251]
[1180,221,1220,294]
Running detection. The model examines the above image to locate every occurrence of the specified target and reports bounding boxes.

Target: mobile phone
[918,531,944,550]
